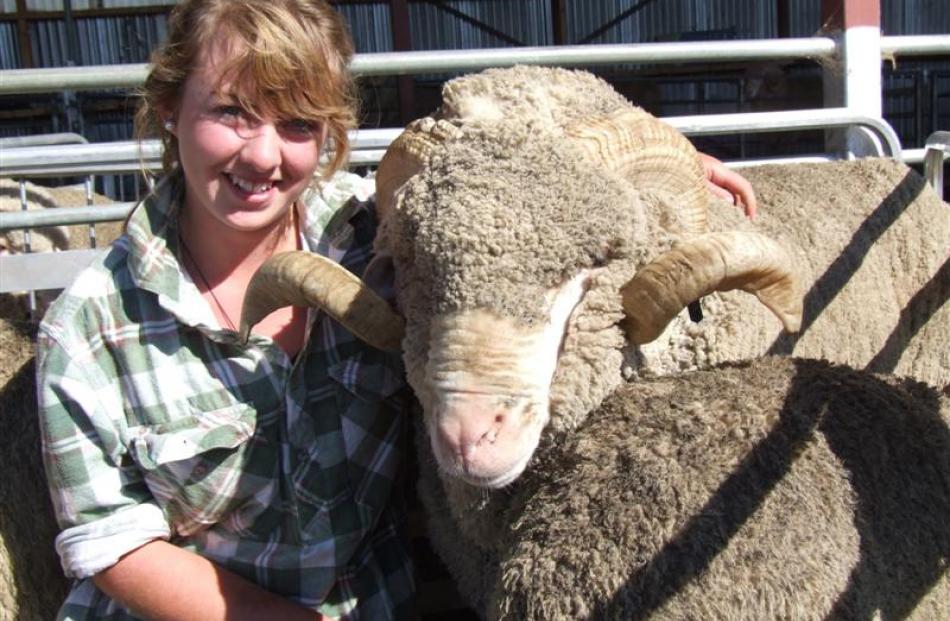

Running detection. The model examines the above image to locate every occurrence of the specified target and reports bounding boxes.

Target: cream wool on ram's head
[240,66,802,489]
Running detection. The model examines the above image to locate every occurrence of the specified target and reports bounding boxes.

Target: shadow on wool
[865,257,950,376]
[0,355,69,620]
[594,359,949,620]
[768,169,927,357]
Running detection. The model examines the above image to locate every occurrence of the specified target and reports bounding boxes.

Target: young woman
[38,1,411,619]
[36,1,757,619]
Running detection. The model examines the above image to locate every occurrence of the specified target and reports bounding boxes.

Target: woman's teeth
[228,174,273,193]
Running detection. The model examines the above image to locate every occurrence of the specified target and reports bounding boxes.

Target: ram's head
[241,67,802,490]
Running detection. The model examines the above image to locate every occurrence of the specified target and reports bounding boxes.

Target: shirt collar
[122,170,376,332]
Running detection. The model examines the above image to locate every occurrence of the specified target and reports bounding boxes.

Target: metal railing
[1,35,947,95]
[1,34,947,299]
[923,131,950,194]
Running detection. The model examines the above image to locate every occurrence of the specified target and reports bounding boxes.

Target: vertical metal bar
[915,70,923,148]
[14,0,34,69]
[63,0,80,65]
[551,0,567,45]
[85,176,96,248]
[923,131,948,200]
[389,0,415,125]
[18,180,38,313]
[820,0,883,157]
[777,0,791,38]
[738,78,747,158]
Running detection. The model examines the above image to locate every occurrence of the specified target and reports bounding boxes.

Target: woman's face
[170,38,324,235]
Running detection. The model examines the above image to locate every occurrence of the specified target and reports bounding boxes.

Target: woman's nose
[239,122,281,171]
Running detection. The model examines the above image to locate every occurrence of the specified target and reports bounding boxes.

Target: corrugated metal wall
[1,2,946,67]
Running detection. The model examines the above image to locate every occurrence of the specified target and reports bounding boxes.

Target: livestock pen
[2,29,948,304]
[0,6,948,620]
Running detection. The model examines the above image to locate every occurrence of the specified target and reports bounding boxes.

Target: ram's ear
[565,109,709,237]
[621,231,803,345]
[240,251,405,352]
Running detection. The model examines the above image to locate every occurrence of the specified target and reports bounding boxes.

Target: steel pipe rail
[0,63,148,95]
[880,35,950,57]
[0,129,401,176]
[2,36,946,96]
[0,140,160,176]
[0,38,840,94]
[0,133,88,148]
[349,38,837,76]
[0,202,135,230]
[1,113,900,179]
[666,108,902,158]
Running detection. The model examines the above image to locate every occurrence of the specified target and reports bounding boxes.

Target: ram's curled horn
[240,251,405,352]
[621,231,803,345]
[374,117,463,220]
[565,109,709,237]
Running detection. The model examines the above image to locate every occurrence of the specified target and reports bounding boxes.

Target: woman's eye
[280,119,318,136]
[214,105,243,118]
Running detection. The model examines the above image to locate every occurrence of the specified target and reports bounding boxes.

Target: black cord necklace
[179,235,238,331]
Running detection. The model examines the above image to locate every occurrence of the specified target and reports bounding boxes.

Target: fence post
[821,0,884,157]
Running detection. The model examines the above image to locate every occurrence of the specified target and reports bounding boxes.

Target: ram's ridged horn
[374,117,462,221]
[566,109,709,236]
[240,251,405,352]
[621,231,802,345]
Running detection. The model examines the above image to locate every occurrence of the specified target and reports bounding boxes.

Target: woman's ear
[156,104,178,137]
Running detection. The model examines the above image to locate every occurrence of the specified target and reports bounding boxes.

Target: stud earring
[163,119,175,132]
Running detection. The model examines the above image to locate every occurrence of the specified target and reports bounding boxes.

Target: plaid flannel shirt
[36,171,415,620]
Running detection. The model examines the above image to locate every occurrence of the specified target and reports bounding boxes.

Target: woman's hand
[698,152,758,219]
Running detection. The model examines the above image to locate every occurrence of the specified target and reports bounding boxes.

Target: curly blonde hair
[136,0,358,178]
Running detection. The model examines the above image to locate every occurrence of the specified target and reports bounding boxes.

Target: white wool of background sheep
[637,158,949,388]
[0,179,72,255]
[0,179,125,318]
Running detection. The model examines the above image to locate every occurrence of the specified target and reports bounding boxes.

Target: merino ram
[242,66,950,619]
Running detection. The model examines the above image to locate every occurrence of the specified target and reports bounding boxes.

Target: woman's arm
[37,324,331,620]
[698,152,758,218]
[94,540,330,621]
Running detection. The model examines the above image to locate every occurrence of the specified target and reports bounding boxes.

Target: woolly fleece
[481,357,950,620]
[0,317,67,620]
[379,66,950,620]
[439,66,631,128]
[639,158,949,387]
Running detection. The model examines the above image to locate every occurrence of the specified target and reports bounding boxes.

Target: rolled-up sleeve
[36,325,170,579]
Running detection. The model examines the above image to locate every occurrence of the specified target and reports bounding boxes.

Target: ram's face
[388,130,644,488]
[414,274,598,487]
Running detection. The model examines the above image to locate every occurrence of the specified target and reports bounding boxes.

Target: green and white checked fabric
[36,171,415,620]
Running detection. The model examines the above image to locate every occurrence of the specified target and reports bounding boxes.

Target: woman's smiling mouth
[225,172,275,194]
